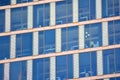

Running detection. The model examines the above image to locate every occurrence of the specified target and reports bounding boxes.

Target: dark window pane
[10,61,27,80]
[0,64,4,80]
[11,7,27,31]
[0,10,5,33]
[0,0,10,6]
[17,0,33,3]
[0,36,10,60]
[16,33,32,57]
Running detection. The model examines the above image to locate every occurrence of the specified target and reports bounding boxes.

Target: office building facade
[0,0,120,80]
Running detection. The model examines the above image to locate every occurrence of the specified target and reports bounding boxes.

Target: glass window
[79,52,97,77]
[17,0,33,3]
[103,49,115,74]
[33,4,50,28]
[33,58,50,80]
[85,23,102,48]
[62,26,78,51]
[0,64,4,80]
[16,33,32,57]
[56,55,73,80]
[10,61,26,80]
[39,30,55,54]
[11,7,27,31]
[0,36,10,60]
[108,20,120,45]
[115,48,120,73]
[0,0,10,6]
[79,0,96,21]
[102,0,120,18]
[0,10,5,33]
[56,0,72,25]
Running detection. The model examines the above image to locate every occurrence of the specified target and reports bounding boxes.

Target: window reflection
[85,23,102,48]
[0,10,5,33]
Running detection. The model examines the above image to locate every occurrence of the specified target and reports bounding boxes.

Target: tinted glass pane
[0,10,5,33]
[11,7,27,31]
[33,58,50,80]
[85,23,102,48]
[56,55,73,80]
[0,0,10,6]
[17,0,33,3]
[10,61,26,80]
[0,36,10,60]
[56,0,72,25]
[33,4,50,28]
[79,52,97,77]
[0,64,4,80]
[115,48,120,73]
[16,33,32,57]
[79,0,96,21]
[103,49,115,74]
[39,30,55,54]
[62,26,78,51]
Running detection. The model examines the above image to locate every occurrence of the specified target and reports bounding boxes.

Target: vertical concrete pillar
[10,35,16,58]
[33,32,39,55]
[4,63,10,80]
[102,22,109,46]
[27,60,33,80]
[73,0,78,22]
[96,0,102,18]
[97,50,103,75]
[5,9,11,32]
[27,6,33,29]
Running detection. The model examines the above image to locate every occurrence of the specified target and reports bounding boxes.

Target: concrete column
[11,0,16,5]
[73,54,79,78]
[104,79,110,80]
[102,22,109,46]
[33,32,39,55]
[73,0,78,22]
[97,50,103,75]
[79,25,85,49]
[50,2,56,26]
[56,29,61,52]
[96,0,102,18]
[50,2,56,80]
[27,6,33,29]
[50,57,56,80]
[27,60,33,80]
[4,63,10,80]
[10,35,16,58]
[5,9,10,32]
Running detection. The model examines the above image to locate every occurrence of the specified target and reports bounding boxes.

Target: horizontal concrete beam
[0,0,63,10]
[0,44,120,64]
[0,16,120,37]
[68,73,120,80]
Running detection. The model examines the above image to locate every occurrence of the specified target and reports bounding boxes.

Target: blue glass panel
[115,48,120,73]
[0,64,4,80]
[0,10,5,33]
[108,20,120,45]
[39,30,55,54]
[33,4,50,28]
[33,58,50,80]
[0,36,10,60]
[17,0,33,3]
[56,0,72,25]
[62,26,78,51]
[11,7,27,31]
[16,33,32,57]
[10,61,26,80]
[79,0,96,21]
[103,49,115,74]
[85,23,102,48]
[56,55,73,80]
[79,52,97,77]
[102,0,120,18]
[0,0,10,6]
